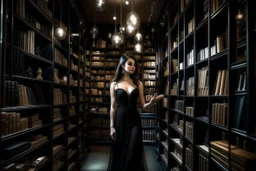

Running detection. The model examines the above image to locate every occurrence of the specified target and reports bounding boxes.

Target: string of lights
[147,0,156,25]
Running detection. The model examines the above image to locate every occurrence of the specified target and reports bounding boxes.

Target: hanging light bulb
[113,16,117,20]
[90,25,98,39]
[126,25,135,35]
[235,9,243,20]
[55,8,66,40]
[55,27,66,40]
[135,32,142,42]
[95,0,106,11]
[111,32,122,46]
[125,0,129,5]
[108,33,112,39]
[91,2,99,39]
[126,11,140,29]
[120,26,125,32]
[135,43,142,53]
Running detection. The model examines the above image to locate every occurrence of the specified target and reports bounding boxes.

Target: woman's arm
[110,82,117,127]
[138,81,164,109]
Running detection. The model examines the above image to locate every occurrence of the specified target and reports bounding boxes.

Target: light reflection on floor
[80,145,163,171]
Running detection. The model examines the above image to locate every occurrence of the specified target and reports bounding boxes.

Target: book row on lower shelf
[89,129,156,142]
[89,117,157,128]
[89,106,157,114]
[159,134,256,171]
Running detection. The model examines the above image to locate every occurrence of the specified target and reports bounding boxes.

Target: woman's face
[123,57,136,74]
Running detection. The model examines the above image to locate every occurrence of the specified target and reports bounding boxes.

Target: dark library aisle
[80,145,163,171]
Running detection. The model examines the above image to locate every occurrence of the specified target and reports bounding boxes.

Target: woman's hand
[110,127,116,140]
[149,93,164,105]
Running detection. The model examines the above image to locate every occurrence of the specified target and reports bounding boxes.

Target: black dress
[107,88,147,171]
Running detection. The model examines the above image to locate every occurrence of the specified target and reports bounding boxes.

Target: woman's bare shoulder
[110,82,117,88]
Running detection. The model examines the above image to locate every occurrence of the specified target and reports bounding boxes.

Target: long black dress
[107,88,147,171]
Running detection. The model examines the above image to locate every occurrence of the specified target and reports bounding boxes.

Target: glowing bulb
[135,32,142,42]
[236,10,243,20]
[111,33,122,46]
[120,26,125,32]
[126,11,140,29]
[130,14,137,25]
[113,16,117,20]
[135,43,142,53]
[95,0,106,11]
[127,25,135,35]
[55,27,66,40]
[98,0,103,6]
[125,0,129,5]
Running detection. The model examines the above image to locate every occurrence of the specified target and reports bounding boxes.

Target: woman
[107,53,164,171]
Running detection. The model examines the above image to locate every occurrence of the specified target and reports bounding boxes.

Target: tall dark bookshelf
[0,0,89,170]
[156,0,256,171]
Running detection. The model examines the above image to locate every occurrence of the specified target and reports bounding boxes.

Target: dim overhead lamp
[126,11,140,29]
[90,26,99,39]
[111,32,122,46]
[135,43,142,53]
[135,32,142,42]
[236,9,244,20]
[95,0,106,11]
[126,0,140,29]
[126,25,135,35]
[55,8,66,40]
[55,27,66,40]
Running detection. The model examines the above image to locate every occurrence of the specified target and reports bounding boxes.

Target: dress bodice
[115,88,138,109]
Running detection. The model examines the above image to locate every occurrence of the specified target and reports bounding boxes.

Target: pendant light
[135,43,142,53]
[135,32,142,42]
[90,0,99,39]
[95,0,106,11]
[119,0,124,44]
[111,0,122,47]
[55,8,66,40]
[126,0,140,29]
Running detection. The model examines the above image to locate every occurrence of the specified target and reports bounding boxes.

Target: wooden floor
[80,145,163,171]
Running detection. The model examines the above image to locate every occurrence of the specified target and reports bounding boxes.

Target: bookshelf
[0,0,88,170]
[156,0,256,170]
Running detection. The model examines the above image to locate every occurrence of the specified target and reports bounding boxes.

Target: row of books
[175,100,184,112]
[212,103,228,127]
[90,118,110,127]
[53,89,67,105]
[14,30,35,55]
[54,48,68,67]
[185,122,193,141]
[197,66,209,96]
[53,108,62,123]
[53,124,64,138]
[185,145,193,170]
[5,81,46,107]
[1,112,29,136]
[213,70,228,96]
[210,140,256,170]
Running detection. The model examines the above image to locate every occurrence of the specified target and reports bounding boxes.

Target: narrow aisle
[81,145,163,171]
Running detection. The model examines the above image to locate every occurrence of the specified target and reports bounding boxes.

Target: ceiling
[75,0,164,25]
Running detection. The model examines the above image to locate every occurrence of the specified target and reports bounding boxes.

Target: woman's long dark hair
[111,53,139,87]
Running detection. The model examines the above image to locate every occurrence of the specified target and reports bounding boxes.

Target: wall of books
[156,0,256,170]
[0,0,89,170]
